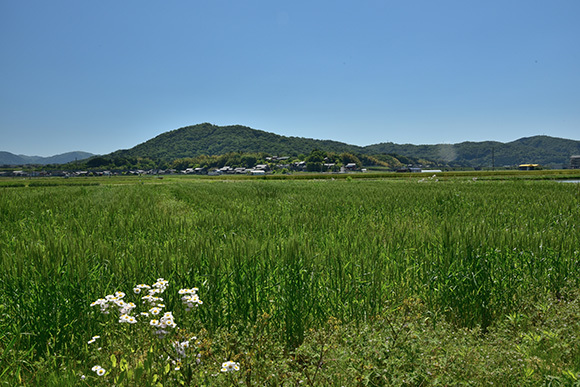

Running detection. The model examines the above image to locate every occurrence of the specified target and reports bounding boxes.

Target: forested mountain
[0,152,26,165]
[106,123,579,168]
[365,135,580,168]
[3,123,578,169]
[0,151,93,166]
[109,123,363,161]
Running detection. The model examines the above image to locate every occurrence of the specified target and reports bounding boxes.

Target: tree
[306,149,326,163]
[241,154,257,168]
[340,153,362,167]
[87,157,110,168]
[306,162,323,172]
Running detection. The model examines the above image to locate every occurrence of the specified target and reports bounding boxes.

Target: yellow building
[518,164,541,170]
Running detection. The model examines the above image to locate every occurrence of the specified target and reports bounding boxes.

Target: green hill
[109,123,363,161]
[0,151,94,166]
[101,123,579,169]
[364,136,580,168]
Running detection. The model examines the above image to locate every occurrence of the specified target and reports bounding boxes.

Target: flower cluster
[221,361,240,373]
[172,339,192,360]
[89,298,109,314]
[91,365,106,376]
[418,174,439,183]
[179,287,203,311]
[141,279,169,307]
[90,279,176,329]
[90,291,136,316]
[133,283,151,294]
[119,314,137,324]
[142,294,164,305]
[86,278,213,378]
[150,311,177,338]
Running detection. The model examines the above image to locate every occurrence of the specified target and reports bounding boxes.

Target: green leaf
[110,353,117,368]
[135,364,144,381]
[115,370,126,385]
[120,357,128,371]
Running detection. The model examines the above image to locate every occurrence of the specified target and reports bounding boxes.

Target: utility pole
[491,147,495,171]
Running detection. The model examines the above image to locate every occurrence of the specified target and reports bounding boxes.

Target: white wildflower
[221,361,240,372]
[119,314,137,324]
[92,365,106,376]
[87,335,100,344]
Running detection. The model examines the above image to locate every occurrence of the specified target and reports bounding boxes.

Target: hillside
[109,123,363,161]
[0,151,94,166]
[0,151,26,165]
[364,135,580,168]
[5,124,578,169]
[108,123,579,168]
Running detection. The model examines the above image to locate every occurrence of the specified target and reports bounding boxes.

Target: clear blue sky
[1,1,579,156]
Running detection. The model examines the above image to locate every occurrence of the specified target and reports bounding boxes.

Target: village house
[219,166,234,174]
[293,161,306,171]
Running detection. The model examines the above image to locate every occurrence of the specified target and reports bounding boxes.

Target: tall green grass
[1,179,579,380]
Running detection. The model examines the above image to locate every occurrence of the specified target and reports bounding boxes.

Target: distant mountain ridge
[365,135,580,168]
[3,123,579,168]
[0,151,94,166]
[108,123,579,168]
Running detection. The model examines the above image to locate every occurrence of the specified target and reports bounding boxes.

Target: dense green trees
[366,136,580,168]
[86,156,110,168]
[169,152,269,170]
[107,123,364,162]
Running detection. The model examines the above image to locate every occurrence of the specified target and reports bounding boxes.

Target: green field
[1,175,580,385]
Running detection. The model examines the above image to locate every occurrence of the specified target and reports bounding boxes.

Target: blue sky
[1,1,579,156]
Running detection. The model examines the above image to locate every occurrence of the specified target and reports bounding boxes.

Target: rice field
[1,176,579,385]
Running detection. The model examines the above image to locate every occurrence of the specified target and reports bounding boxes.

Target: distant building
[518,164,541,170]
[293,161,306,171]
[219,166,234,174]
[571,156,580,169]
